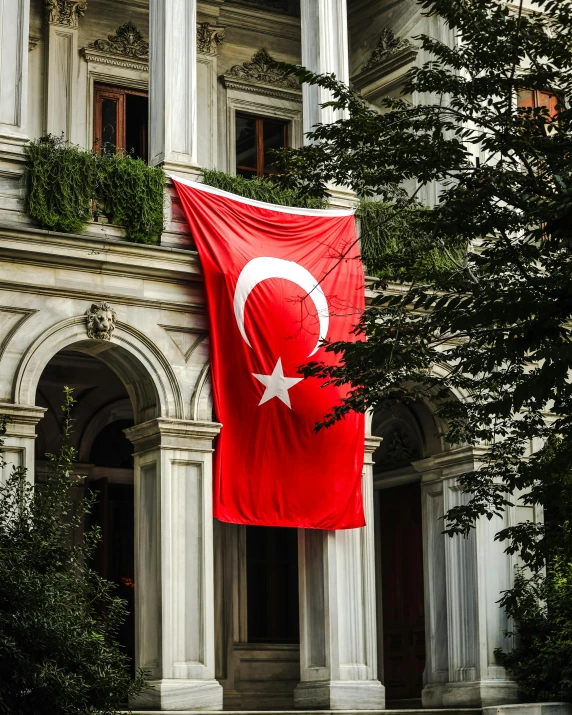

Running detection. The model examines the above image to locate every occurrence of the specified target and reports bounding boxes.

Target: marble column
[0,403,45,483]
[44,0,86,144]
[417,447,522,708]
[300,0,354,209]
[294,434,385,710]
[149,0,199,176]
[125,418,223,711]
[300,0,349,131]
[0,0,31,155]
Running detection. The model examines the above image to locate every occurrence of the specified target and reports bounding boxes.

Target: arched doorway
[35,349,137,668]
[372,401,441,705]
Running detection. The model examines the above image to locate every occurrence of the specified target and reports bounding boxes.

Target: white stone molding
[294,432,384,710]
[88,21,149,61]
[0,0,31,152]
[415,448,523,708]
[218,2,300,42]
[149,0,199,175]
[0,403,46,484]
[11,315,183,422]
[223,48,300,96]
[0,307,38,363]
[351,28,417,102]
[222,88,302,174]
[125,417,224,711]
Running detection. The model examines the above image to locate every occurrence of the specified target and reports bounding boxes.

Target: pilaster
[294,434,384,710]
[125,418,223,711]
[0,403,46,483]
[417,448,520,708]
[44,0,86,143]
[0,0,31,155]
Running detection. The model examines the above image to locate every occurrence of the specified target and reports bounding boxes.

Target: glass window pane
[236,115,257,170]
[125,93,149,161]
[101,98,117,153]
[263,120,286,172]
[236,167,257,180]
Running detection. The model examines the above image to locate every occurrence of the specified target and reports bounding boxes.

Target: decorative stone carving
[225,48,299,90]
[88,21,149,60]
[45,0,87,27]
[196,22,225,55]
[85,302,117,341]
[364,28,413,71]
[384,426,420,464]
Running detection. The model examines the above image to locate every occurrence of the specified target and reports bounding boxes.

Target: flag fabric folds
[173,177,366,530]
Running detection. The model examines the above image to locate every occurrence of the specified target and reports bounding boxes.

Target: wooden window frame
[235,112,289,178]
[93,83,148,155]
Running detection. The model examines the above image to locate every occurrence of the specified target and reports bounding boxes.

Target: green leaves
[25,135,165,244]
[279,5,572,691]
[0,391,146,714]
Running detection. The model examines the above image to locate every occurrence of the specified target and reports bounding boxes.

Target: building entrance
[379,482,426,702]
[35,350,135,670]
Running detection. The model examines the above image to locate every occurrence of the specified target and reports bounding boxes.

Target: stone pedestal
[294,434,384,710]
[125,418,223,711]
[418,448,523,708]
[0,0,31,156]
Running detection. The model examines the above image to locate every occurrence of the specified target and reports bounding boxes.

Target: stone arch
[13,316,184,422]
[190,362,213,421]
[78,397,133,463]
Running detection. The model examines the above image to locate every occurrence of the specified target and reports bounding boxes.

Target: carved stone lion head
[85,302,117,340]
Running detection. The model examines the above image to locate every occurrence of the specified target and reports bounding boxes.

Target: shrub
[201,169,328,209]
[26,135,165,244]
[496,563,572,702]
[0,388,146,714]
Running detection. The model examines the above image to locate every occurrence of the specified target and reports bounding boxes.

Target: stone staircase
[125,707,572,715]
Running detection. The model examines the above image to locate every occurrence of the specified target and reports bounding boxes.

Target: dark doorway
[246,526,299,642]
[379,482,426,701]
[35,351,136,674]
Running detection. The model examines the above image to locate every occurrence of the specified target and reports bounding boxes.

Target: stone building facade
[0,0,538,711]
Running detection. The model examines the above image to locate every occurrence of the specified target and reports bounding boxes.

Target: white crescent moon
[233,257,329,357]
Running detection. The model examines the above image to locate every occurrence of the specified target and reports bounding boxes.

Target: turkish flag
[173,177,365,529]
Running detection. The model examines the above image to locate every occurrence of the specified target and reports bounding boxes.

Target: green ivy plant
[358,199,467,282]
[200,169,327,209]
[26,135,165,245]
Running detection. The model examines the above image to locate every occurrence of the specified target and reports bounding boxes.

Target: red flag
[173,177,365,530]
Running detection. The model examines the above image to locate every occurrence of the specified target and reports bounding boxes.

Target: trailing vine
[25,135,165,244]
[358,199,466,282]
[200,169,328,209]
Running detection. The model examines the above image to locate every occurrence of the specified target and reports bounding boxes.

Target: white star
[252,357,303,409]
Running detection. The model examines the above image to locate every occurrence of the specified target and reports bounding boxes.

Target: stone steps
[125,710,482,715]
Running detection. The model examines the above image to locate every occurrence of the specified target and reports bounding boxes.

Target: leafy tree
[0,388,146,714]
[276,0,572,699]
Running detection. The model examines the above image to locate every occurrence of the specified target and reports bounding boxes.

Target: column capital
[0,403,47,438]
[125,417,221,453]
[45,0,87,27]
[413,445,489,483]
